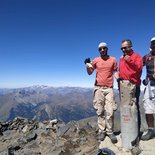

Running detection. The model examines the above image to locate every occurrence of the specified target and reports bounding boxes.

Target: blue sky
[0,0,155,88]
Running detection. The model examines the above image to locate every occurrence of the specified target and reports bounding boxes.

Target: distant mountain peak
[31,85,50,89]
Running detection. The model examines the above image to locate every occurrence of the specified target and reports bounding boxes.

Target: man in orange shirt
[84,42,119,143]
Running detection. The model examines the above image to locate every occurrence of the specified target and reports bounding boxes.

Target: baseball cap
[151,37,155,42]
[98,42,108,49]
[150,37,155,51]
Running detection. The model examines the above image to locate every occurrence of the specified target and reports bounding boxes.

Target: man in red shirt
[118,39,143,145]
[84,42,119,144]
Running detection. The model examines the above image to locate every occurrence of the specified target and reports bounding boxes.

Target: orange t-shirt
[92,56,118,87]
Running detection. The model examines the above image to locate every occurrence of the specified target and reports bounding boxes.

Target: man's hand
[117,78,124,91]
[117,78,124,83]
[84,58,91,64]
[86,63,93,68]
[123,55,130,61]
[142,79,148,86]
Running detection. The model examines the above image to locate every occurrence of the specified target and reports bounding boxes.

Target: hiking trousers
[93,86,117,134]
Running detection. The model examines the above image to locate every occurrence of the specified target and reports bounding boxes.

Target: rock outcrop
[0,117,99,155]
[0,116,155,155]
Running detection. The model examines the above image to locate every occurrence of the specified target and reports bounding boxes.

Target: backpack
[96,147,116,155]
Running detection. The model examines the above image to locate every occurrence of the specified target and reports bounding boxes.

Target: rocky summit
[0,116,99,155]
[1,116,155,155]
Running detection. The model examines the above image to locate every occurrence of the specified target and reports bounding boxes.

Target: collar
[101,55,109,60]
[150,51,155,56]
[127,50,134,56]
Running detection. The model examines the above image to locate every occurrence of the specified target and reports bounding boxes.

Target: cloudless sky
[0,0,155,88]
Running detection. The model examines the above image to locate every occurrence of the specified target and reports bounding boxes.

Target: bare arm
[86,65,94,75]
[84,58,94,75]
[114,71,119,80]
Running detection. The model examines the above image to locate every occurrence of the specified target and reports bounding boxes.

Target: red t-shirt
[92,56,118,87]
[119,50,143,86]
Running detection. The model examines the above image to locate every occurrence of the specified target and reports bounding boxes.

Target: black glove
[142,79,148,86]
[117,78,124,83]
[84,58,91,64]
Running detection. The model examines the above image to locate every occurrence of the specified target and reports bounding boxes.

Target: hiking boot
[131,131,143,146]
[141,129,154,141]
[108,133,117,144]
[98,132,106,141]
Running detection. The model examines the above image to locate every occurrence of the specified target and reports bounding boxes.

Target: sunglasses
[99,47,107,51]
[151,46,155,49]
[151,43,155,47]
[121,46,130,50]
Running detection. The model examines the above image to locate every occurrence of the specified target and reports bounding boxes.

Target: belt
[95,85,112,88]
[119,78,135,85]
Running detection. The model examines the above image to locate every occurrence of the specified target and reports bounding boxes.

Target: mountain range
[0,85,99,123]
[0,85,145,130]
